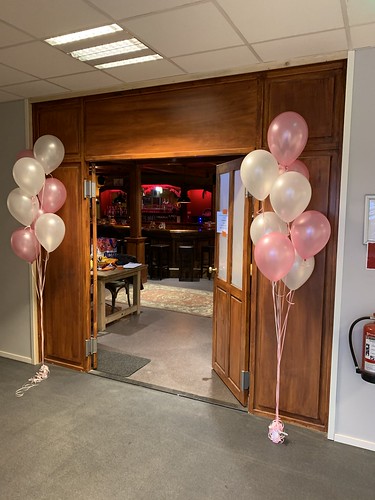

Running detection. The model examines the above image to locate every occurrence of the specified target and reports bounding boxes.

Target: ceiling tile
[0,20,33,47]
[351,23,375,49]
[0,42,93,78]
[347,0,375,25]
[253,30,348,62]
[0,64,38,85]
[172,46,258,73]
[48,71,123,92]
[103,59,185,83]
[87,0,201,19]
[217,0,344,43]
[0,0,111,39]
[0,89,20,102]
[123,3,244,57]
[1,80,68,98]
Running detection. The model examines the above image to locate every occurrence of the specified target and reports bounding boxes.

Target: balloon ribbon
[268,281,294,444]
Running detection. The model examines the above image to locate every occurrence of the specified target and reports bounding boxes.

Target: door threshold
[89,369,246,412]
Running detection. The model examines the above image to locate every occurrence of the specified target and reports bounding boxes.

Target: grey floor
[98,277,243,410]
[1,356,375,500]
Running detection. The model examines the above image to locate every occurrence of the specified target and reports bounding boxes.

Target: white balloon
[33,135,65,174]
[270,171,312,223]
[35,213,65,252]
[12,157,46,196]
[282,252,315,290]
[240,150,279,201]
[250,211,288,245]
[7,188,40,226]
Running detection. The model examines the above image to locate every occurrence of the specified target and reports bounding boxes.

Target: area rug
[95,346,150,378]
[109,282,213,317]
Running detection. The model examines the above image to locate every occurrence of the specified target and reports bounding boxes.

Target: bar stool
[179,245,195,282]
[200,245,215,279]
[149,244,170,280]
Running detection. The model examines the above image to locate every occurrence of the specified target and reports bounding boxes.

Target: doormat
[109,282,213,317]
[93,346,151,379]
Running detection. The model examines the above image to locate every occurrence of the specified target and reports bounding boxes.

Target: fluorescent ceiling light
[70,38,148,61]
[96,54,163,69]
[45,24,122,46]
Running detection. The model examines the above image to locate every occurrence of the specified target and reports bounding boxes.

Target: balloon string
[269,281,293,443]
[17,250,50,397]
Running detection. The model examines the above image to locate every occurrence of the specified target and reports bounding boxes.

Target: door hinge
[240,370,250,391]
[83,180,96,199]
[85,337,98,357]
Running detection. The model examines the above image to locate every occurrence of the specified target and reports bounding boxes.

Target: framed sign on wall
[364,195,375,244]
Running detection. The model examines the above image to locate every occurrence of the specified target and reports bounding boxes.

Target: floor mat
[93,346,151,379]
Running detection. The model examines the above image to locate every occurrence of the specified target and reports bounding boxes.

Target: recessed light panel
[45,24,163,67]
[45,24,123,46]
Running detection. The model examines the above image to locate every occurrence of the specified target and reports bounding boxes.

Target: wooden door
[42,162,92,370]
[212,158,251,405]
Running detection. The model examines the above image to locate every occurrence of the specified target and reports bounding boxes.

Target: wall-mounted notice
[217,210,228,236]
[366,243,375,270]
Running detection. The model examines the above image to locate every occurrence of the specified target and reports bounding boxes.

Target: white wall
[330,48,375,451]
[0,100,35,364]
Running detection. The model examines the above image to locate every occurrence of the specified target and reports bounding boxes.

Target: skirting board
[0,351,34,364]
[333,433,375,452]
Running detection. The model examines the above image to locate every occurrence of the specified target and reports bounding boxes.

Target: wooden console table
[96,264,147,331]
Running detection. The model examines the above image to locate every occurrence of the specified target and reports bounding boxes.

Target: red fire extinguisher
[349,316,375,383]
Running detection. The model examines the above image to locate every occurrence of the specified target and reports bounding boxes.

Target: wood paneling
[84,76,259,160]
[263,62,346,151]
[42,163,91,369]
[251,153,341,429]
[33,99,82,161]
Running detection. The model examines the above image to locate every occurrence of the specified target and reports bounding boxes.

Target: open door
[212,158,251,405]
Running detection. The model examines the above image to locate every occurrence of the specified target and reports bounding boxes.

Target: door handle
[208,266,217,274]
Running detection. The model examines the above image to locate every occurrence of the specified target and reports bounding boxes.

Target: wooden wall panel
[251,153,341,429]
[263,62,346,151]
[42,163,91,369]
[84,76,259,160]
[33,99,82,161]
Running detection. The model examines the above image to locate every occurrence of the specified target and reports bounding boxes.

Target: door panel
[212,158,250,405]
[43,163,91,370]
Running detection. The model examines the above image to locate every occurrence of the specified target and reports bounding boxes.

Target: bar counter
[97,223,215,277]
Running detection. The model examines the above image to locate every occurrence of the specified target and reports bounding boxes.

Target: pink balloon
[267,112,308,167]
[291,210,331,259]
[38,178,67,213]
[11,227,41,263]
[16,149,34,160]
[285,159,309,180]
[254,232,295,282]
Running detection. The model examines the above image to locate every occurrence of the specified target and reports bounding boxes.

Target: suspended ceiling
[0,0,374,104]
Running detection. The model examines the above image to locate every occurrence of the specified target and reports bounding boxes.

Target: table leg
[97,281,106,331]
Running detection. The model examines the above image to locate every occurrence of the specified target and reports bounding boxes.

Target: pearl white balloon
[270,171,312,223]
[12,157,46,197]
[282,252,315,290]
[250,211,288,245]
[35,213,65,252]
[7,188,40,226]
[33,135,65,174]
[240,149,279,201]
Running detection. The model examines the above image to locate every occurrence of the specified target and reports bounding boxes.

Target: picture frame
[363,195,375,244]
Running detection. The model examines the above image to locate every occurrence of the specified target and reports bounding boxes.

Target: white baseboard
[0,351,35,365]
[334,433,375,452]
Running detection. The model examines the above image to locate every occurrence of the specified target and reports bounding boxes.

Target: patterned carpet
[111,282,213,317]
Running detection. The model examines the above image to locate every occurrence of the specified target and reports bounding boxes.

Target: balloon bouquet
[240,112,331,444]
[7,135,66,396]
